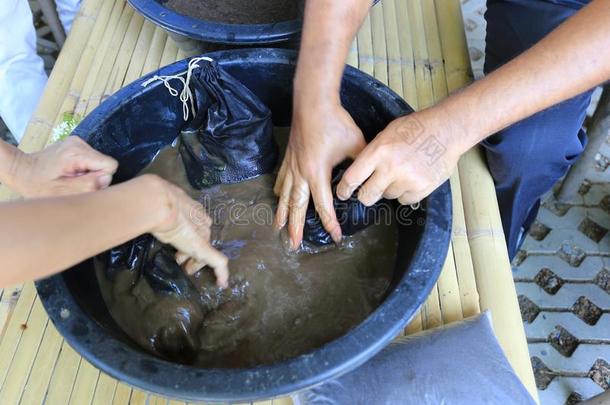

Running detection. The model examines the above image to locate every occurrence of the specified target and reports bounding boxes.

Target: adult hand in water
[273,101,366,249]
[3,136,118,198]
[151,176,229,287]
[336,110,462,206]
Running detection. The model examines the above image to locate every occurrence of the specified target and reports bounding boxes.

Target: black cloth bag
[178,60,278,189]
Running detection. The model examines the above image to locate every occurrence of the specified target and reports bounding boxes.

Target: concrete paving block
[536,206,588,231]
[529,343,610,375]
[540,377,604,404]
[515,283,610,309]
[523,229,601,254]
[585,207,610,231]
[526,313,610,341]
[514,255,604,281]
[583,183,610,206]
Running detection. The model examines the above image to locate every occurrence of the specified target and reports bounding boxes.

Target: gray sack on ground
[293,311,536,405]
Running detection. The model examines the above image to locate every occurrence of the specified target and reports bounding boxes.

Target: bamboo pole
[44,343,82,404]
[0,299,50,402]
[0,282,37,388]
[160,36,180,67]
[74,0,127,117]
[83,4,135,115]
[434,0,538,400]
[43,0,119,149]
[381,0,403,95]
[123,20,156,85]
[356,13,373,76]
[18,0,105,154]
[105,11,145,95]
[68,360,100,405]
[141,27,168,77]
[112,382,133,405]
[449,175,481,318]
[369,3,388,86]
[91,373,118,405]
[394,0,418,110]
[16,316,63,404]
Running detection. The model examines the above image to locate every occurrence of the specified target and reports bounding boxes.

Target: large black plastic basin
[35,48,452,402]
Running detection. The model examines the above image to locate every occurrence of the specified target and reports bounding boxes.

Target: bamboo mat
[0,0,538,403]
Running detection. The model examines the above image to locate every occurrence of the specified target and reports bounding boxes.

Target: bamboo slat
[113,382,133,405]
[434,0,538,400]
[0,283,37,388]
[0,298,49,403]
[356,13,373,76]
[68,359,100,405]
[449,174,480,318]
[105,12,145,96]
[458,148,538,398]
[141,27,168,77]
[160,36,180,67]
[92,373,119,405]
[73,0,127,118]
[17,316,63,404]
[83,4,134,115]
[381,0,403,95]
[394,0,418,109]
[44,343,83,404]
[18,0,105,154]
[123,21,156,85]
[369,3,388,87]
[43,0,119,149]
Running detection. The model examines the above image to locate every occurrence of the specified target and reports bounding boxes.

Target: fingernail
[96,174,112,189]
[290,237,299,251]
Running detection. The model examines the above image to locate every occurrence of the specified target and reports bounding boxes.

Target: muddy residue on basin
[164,0,304,24]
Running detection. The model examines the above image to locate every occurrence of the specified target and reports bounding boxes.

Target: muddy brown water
[96,128,398,368]
[164,0,304,25]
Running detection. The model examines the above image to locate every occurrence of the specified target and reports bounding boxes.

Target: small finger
[336,148,378,201]
[357,170,393,207]
[310,175,342,244]
[288,180,310,250]
[274,172,293,229]
[198,245,230,288]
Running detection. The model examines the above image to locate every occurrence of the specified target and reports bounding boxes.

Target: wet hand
[337,112,461,206]
[12,136,118,198]
[150,177,229,288]
[273,103,366,249]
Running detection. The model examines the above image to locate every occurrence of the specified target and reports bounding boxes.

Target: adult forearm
[437,0,610,151]
[294,0,371,107]
[0,175,168,286]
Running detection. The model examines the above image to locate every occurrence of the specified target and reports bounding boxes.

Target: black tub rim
[35,48,452,402]
[127,0,302,45]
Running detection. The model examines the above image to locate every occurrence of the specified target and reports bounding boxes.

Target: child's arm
[0,174,228,288]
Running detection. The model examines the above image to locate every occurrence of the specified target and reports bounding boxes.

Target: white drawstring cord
[142,56,214,121]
